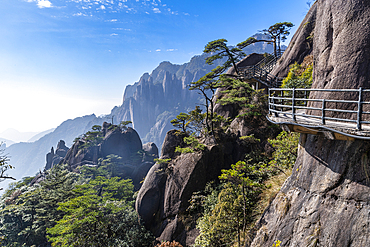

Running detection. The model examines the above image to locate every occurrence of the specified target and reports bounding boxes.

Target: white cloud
[73,12,88,16]
[110,33,118,36]
[37,0,52,8]
[155,49,161,52]
[26,0,178,17]
[166,49,177,52]
[153,7,161,13]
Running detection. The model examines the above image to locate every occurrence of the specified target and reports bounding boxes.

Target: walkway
[267,88,370,140]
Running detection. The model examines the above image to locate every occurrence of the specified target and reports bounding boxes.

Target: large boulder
[136,144,229,246]
[142,142,159,162]
[62,124,143,168]
[160,130,186,158]
[100,127,143,163]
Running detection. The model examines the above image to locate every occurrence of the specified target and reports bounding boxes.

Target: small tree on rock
[238,22,294,57]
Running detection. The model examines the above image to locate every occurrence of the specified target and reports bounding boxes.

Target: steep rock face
[111,63,206,148]
[307,0,370,119]
[250,135,370,247]
[250,1,370,246]
[136,137,243,246]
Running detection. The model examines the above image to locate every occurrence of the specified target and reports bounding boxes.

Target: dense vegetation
[0,124,154,247]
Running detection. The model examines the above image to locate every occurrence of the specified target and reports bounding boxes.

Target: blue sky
[0,0,313,134]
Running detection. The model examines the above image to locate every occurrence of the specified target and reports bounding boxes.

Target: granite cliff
[250,1,370,246]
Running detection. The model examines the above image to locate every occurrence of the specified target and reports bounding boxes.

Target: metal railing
[241,66,283,88]
[238,53,284,88]
[268,87,370,131]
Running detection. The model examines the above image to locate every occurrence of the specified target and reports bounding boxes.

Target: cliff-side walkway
[267,88,370,140]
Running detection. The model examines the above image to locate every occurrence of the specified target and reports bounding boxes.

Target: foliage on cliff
[193,131,299,247]
[281,55,313,88]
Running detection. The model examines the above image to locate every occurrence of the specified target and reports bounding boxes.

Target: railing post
[322,99,326,125]
[292,88,296,121]
[304,90,308,107]
[268,88,271,115]
[280,90,284,111]
[357,87,363,130]
[273,89,278,117]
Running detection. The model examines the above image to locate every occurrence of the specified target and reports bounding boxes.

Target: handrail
[268,87,370,131]
[238,53,284,88]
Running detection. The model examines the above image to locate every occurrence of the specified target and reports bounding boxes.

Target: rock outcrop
[250,1,370,246]
[5,114,104,183]
[61,122,158,189]
[136,136,242,246]
[136,117,280,246]
[45,140,69,170]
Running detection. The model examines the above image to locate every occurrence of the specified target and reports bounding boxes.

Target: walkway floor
[268,109,370,138]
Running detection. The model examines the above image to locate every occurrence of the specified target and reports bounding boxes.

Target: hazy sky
[0,0,312,133]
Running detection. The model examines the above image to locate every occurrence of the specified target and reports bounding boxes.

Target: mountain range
[3,35,276,188]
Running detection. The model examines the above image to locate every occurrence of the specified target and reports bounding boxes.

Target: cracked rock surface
[250,134,370,247]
